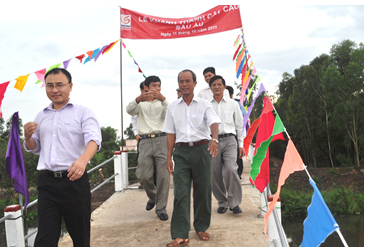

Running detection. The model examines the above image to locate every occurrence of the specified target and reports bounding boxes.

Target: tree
[274,40,364,168]
[124,123,135,139]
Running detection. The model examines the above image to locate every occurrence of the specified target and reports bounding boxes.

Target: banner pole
[119,6,124,151]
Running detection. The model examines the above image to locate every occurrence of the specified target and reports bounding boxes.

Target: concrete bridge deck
[59,159,267,246]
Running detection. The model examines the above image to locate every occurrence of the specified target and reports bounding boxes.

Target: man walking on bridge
[126,75,170,221]
[209,75,244,215]
[23,68,102,247]
[163,69,221,246]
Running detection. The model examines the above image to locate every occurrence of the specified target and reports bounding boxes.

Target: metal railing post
[4,205,25,247]
[120,150,129,189]
[114,151,123,191]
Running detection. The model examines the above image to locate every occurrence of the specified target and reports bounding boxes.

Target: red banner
[120,5,242,40]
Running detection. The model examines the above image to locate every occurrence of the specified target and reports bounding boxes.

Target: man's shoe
[146,201,155,211]
[230,205,242,214]
[217,207,227,214]
[158,213,169,221]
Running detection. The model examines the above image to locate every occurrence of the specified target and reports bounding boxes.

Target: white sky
[0,1,363,140]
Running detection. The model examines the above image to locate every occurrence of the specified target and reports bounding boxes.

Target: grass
[280,186,364,220]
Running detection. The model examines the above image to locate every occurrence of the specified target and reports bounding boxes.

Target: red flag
[120,5,242,39]
[232,43,242,61]
[0,81,10,118]
[75,54,85,63]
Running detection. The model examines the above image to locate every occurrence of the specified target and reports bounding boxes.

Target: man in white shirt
[198,67,230,100]
[163,69,221,247]
[209,75,245,214]
[126,76,170,221]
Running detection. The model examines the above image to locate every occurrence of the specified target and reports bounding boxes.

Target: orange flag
[14,74,30,92]
[264,139,305,237]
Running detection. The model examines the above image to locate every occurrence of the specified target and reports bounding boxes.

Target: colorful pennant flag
[244,97,274,155]
[243,83,266,128]
[14,74,30,92]
[0,81,10,118]
[301,180,339,247]
[233,43,242,61]
[264,139,305,236]
[253,109,285,192]
[5,112,30,208]
[75,54,86,63]
[122,41,146,78]
[94,45,107,62]
[63,59,71,69]
[250,114,285,183]
[34,68,47,88]
[103,40,119,55]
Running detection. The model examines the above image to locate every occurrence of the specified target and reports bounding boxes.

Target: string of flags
[0,39,120,119]
[121,40,146,78]
[235,33,349,247]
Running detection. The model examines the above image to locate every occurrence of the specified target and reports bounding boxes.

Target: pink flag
[0,81,10,118]
[264,139,305,236]
[34,68,47,88]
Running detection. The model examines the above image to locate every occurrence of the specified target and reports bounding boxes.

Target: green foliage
[124,122,136,139]
[281,186,364,220]
[274,40,364,168]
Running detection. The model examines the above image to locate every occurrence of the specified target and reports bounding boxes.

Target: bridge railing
[1,151,129,247]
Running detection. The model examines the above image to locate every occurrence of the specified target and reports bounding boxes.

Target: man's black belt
[41,170,68,178]
[218,133,236,138]
[175,139,209,147]
[140,132,167,139]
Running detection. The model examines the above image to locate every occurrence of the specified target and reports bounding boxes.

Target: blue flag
[300,179,338,247]
[5,112,30,208]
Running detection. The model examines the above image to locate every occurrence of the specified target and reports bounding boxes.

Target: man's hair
[176,88,180,92]
[209,75,226,87]
[144,76,161,88]
[44,68,72,84]
[226,85,234,95]
[178,69,196,82]
[139,81,145,90]
[203,67,215,75]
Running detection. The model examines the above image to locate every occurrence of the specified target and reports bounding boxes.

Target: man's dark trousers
[171,143,212,239]
[35,172,91,247]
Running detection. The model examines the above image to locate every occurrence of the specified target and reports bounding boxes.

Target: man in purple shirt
[23,68,102,247]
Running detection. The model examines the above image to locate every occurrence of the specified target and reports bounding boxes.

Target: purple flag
[243,83,266,129]
[300,179,338,247]
[5,112,30,208]
[63,59,71,69]
[94,45,107,62]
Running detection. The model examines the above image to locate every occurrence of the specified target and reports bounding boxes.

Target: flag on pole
[5,112,30,208]
[264,139,305,236]
[300,179,339,247]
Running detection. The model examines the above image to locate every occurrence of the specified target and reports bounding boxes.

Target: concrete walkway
[59,159,268,246]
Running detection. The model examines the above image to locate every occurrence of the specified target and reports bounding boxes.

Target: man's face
[178,71,197,96]
[204,72,215,84]
[148,81,161,92]
[45,72,73,109]
[210,79,226,97]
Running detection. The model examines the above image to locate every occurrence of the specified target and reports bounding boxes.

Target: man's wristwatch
[212,139,219,144]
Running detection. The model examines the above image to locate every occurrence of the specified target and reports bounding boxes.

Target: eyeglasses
[46,83,70,90]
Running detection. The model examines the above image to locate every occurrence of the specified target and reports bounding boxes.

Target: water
[283,215,364,247]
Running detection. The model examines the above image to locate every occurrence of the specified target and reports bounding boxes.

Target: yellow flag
[14,74,30,92]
